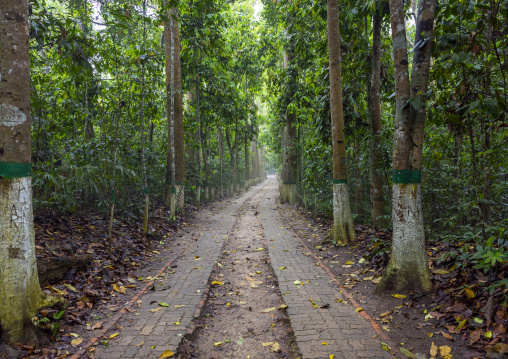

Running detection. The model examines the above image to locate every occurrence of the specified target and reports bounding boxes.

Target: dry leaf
[135,341,145,347]
[322,342,328,345]
[391,294,406,299]
[355,307,363,312]
[271,342,281,352]
[260,307,276,313]
[109,333,119,339]
[399,347,415,358]
[464,288,475,299]
[48,285,65,296]
[174,305,185,308]
[441,331,453,340]
[159,350,174,358]
[469,329,481,345]
[150,307,162,313]
[71,338,84,347]
[63,283,77,292]
[262,342,274,347]
[439,345,451,357]
[214,342,223,347]
[279,304,288,310]
[212,281,224,286]
[430,342,438,357]
[113,284,126,294]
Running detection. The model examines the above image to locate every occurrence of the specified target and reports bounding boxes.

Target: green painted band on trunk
[283,181,296,185]
[332,179,347,184]
[144,187,148,194]
[171,187,176,194]
[112,190,115,202]
[175,182,185,186]
[392,170,421,184]
[0,162,32,178]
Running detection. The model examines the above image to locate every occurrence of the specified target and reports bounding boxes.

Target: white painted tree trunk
[375,183,432,292]
[195,186,201,207]
[280,183,296,204]
[175,185,184,212]
[330,183,355,244]
[0,178,62,342]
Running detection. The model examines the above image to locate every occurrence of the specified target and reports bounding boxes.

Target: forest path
[93,178,397,359]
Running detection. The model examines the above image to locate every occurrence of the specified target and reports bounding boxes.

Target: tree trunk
[369,9,385,227]
[0,0,64,343]
[375,0,435,294]
[225,128,235,196]
[164,4,176,217]
[244,130,249,189]
[280,45,297,204]
[218,127,225,198]
[195,77,201,207]
[141,0,149,235]
[326,0,355,244]
[173,8,185,212]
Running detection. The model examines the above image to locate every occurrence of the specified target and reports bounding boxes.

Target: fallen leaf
[254,248,264,251]
[212,281,224,286]
[464,288,475,299]
[63,283,77,292]
[399,347,415,358]
[279,267,286,270]
[279,304,288,310]
[380,342,391,351]
[293,280,301,285]
[345,261,354,265]
[322,342,328,345]
[439,345,451,357]
[48,285,65,296]
[355,308,363,312]
[441,331,453,340]
[469,329,481,344]
[71,338,84,347]
[214,342,223,347]
[109,333,119,339]
[372,277,382,284]
[150,307,162,313]
[430,342,438,357]
[432,269,449,275]
[309,298,318,309]
[391,294,406,299]
[136,341,145,347]
[174,321,180,325]
[113,284,126,294]
[380,311,393,318]
[271,342,281,352]
[262,342,274,347]
[173,305,185,308]
[260,307,276,313]
[159,302,169,307]
[159,350,174,358]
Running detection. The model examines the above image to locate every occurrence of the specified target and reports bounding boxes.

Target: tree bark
[173,8,185,212]
[375,0,435,294]
[326,0,355,244]
[280,44,297,204]
[0,0,64,343]
[368,9,386,227]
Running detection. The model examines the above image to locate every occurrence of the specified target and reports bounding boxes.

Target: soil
[275,201,503,359]
[179,187,299,359]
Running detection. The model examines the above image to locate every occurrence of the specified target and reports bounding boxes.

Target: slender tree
[376,0,436,293]
[326,0,355,244]
[368,7,386,226]
[0,0,62,342]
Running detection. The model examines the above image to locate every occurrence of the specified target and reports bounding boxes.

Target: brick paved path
[92,179,396,359]
[258,179,395,359]
[94,183,267,359]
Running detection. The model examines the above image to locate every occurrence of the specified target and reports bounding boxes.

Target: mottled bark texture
[280,43,297,204]
[326,0,355,244]
[375,0,436,294]
[368,10,385,227]
[0,0,64,343]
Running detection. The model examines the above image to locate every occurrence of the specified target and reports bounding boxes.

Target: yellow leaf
[426,332,434,338]
[63,283,77,292]
[109,333,119,339]
[432,269,449,275]
[456,319,467,330]
[439,345,451,357]
[212,281,224,286]
[399,347,415,358]
[322,342,328,345]
[113,284,126,294]
[260,307,276,313]
[345,261,354,265]
[159,350,174,358]
[262,342,274,347]
[279,267,286,270]
[330,356,334,359]
[70,333,79,337]
[271,342,281,352]
[71,338,84,347]
[441,331,453,340]
[355,307,363,312]
[150,307,162,313]
[391,294,406,299]
[174,305,185,308]
[136,341,145,346]
[309,298,318,309]
[380,342,391,351]
[430,342,438,357]
[214,342,223,347]
[279,304,288,310]
[174,321,180,325]
[484,331,493,338]
[464,288,475,299]
[48,285,65,296]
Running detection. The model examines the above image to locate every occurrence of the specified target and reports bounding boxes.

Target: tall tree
[280,39,297,203]
[368,6,386,227]
[0,0,62,342]
[376,0,436,293]
[326,0,355,244]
